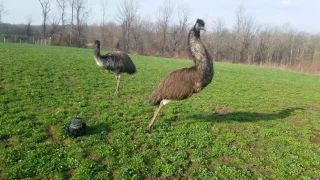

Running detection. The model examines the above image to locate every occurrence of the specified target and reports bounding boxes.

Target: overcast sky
[2,0,320,33]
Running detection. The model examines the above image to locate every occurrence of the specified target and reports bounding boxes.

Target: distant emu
[93,40,136,96]
[147,19,214,131]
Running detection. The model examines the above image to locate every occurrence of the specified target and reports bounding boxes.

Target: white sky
[1,0,320,33]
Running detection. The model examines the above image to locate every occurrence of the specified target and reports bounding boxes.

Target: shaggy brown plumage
[148,67,202,105]
[93,40,136,96]
[147,19,214,131]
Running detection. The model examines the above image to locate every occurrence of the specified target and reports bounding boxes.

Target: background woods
[0,0,319,73]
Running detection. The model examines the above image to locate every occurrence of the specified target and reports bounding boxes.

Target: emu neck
[94,46,105,68]
[94,47,101,57]
[188,27,214,87]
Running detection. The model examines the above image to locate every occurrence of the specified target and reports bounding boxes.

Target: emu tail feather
[126,60,136,75]
[148,91,161,105]
[122,53,136,74]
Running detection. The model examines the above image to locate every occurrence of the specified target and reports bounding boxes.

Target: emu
[147,19,214,131]
[93,40,136,96]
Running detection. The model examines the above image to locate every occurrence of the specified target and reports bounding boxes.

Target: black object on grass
[65,117,86,137]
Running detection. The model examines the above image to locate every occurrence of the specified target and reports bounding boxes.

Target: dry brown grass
[130,49,320,75]
[258,61,320,75]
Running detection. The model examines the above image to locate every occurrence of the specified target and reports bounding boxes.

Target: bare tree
[100,0,108,47]
[49,15,60,38]
[131,19,156,55]
[61,0,90,47]
[101,0,108,25]
[131,16,148,54]
[0,0,8,23]
[25,14,33,38]
[68,0,75,46]
[0,1,8,36]
[117,0,139,52]
[156,0,174,53]
[175,3,190,55]
[212,18,226,61]
[56,0,67,45]
[68,0,75,25]
[56,0,67,26]
[295,32,311,61]
[74,0,90,47]
[39,0,51,38]
[233,5,259,63]
[252,26,272,64]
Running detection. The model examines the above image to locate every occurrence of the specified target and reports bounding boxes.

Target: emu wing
[149,67,202,105]
[106,51,136,74]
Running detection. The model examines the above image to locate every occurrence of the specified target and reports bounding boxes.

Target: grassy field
[0,42,319,179]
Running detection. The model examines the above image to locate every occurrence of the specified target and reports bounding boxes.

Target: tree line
[0,0,319,73]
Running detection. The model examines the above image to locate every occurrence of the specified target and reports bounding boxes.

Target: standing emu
[147,19,214,131]
[93,40,136,96]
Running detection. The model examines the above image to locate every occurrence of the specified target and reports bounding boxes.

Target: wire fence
[0,34,51,45]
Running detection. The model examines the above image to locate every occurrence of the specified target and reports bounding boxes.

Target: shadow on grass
[188,107,304,122]
[85,123,110,135]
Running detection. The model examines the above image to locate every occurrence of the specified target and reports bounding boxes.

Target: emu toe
[145,125,153,133]
[114,90,120,97]
[146,127,152,133]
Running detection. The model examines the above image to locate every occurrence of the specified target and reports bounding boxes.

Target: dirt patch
[214,104,231,116]
[48,126,55,138]
[4,136,18,148]
[92,113,101,119]
[86,152,101,163]
[47,126,64,144]
[105,135,111,142]
[311,129,320,144]
[228,141,240,149]
[170,120,180,126]
[65,76,76,84]
[311,136,320,144]
[64,169,76,179]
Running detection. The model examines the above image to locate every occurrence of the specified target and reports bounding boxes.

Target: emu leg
[147,99,170,131]
[115,74,121,96]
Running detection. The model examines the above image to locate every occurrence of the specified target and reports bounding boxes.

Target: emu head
[94,40,100,49]
[194,19,206,32]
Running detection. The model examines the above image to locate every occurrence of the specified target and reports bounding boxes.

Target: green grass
[0,42,319,179]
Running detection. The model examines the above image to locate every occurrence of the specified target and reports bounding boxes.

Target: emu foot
[145,126,152,133]
[114,90,120,97]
